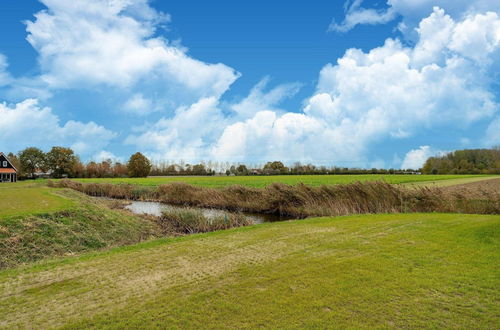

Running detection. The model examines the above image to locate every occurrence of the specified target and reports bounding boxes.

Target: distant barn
[0,153,18,182]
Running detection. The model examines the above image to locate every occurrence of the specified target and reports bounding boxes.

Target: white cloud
[329,0,397,33]
[125,79,304,162]
[401,146,438,169]
[93,150,124,163]
[0,54,11,87]
[212,8,500,165]
[484,116,500,147]
[332,0,500,34]
[0,98,116,156]
[25,0,239,109]
[125,97,226,161]
[389,0,500,34]
[123,93,155,115]
[231,77,301,119]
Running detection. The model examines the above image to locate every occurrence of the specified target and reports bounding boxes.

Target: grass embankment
[53,179,500,218]
[73,174,491,188]
[0,187,158,269]
[0,213,498,328]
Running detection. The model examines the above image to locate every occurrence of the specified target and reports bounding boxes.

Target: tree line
[11,146,497,180]
[422,148,500,174]
[6,146,424,180]
[7,147,152,179]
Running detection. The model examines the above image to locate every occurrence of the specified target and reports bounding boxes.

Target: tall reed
[50,179,499,217]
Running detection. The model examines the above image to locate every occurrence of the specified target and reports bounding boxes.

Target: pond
[125,201,295,224]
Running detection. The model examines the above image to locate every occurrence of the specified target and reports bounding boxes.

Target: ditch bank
[49,179,500,217]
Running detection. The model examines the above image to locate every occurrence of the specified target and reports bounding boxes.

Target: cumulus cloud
[125,97,226,161]
[24,0,239,109]
[331,0,500,34]
[2,1,499,166]
[401,146,441,169]
[125,79,304,161]
[0,99,115,156]
[212,8,500,165]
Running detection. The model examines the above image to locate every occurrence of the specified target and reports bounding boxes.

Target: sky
[0,0,499,169]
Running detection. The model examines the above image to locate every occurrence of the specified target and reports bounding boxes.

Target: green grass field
[73,174,495,188]
[0,213,498,328]
[0,184,74,218]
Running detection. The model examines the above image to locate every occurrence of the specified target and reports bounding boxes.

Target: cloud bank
[0,0,498,168]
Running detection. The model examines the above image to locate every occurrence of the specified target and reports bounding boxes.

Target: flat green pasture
[73,174,493,188]
[0,185,73,218]
[1,213,498,328]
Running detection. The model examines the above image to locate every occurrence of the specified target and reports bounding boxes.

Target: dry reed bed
[49,179,500,217]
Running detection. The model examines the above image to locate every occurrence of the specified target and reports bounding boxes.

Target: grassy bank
[53,179,500,218]
[72,174,492,188]
[0,213,498,328]
[0,188,159,269]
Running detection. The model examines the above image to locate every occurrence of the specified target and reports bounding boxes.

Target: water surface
[125,201,294,224]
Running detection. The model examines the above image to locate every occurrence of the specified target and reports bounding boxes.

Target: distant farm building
[0,152,18,182]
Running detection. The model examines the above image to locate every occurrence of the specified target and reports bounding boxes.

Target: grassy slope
[0,188,159,268]
[73,174,495,188]
[0,213,498,328]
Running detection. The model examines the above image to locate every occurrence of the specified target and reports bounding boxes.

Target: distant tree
[236,164,248,175]
[422,148,500,174]
[72,158,86,178]
[46,147,78,178]
[18,147,46,178]
[113,162,128,177]
[127,152,151,177]
[263,161,288,174]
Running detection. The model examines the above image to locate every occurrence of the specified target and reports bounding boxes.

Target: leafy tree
[263,161,288,174]
[236,164,248,175]
[127,152,151,177]
[421,148,500,174]
[46,147,78,178]
[18,147,46,178]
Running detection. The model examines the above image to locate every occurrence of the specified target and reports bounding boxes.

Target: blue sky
[0,0,499,169]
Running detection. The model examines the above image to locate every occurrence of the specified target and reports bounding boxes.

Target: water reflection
[125,201,294,224]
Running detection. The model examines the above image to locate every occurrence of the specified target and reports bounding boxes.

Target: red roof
[0,168,16,173]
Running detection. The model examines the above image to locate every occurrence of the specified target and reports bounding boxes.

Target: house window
[2,161,6,167]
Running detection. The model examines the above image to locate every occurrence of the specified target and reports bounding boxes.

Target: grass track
[72,174,495,188]
[1,213,498,328]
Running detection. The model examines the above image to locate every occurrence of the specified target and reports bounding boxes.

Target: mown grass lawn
[0,184,74,218]
[72,174,494,188]
[1,213,498,328]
